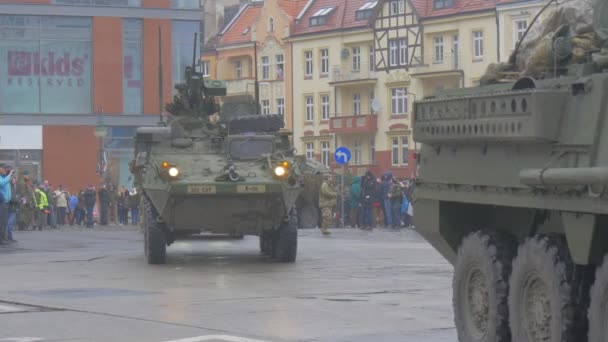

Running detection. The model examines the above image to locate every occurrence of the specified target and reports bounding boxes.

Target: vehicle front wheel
[275,208,298,262]
[143,197,167,265]
[453,230,516,342]
[508,235,584,342]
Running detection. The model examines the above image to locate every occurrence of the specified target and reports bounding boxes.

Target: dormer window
[434,0,453,9]
[309,7,335,27]
[356,1,378,20]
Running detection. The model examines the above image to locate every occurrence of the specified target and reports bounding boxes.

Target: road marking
[0,305,28,313]
[0,338,45,342]
[165,335,270,342]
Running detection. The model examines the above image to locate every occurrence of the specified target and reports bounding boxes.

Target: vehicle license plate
[237,185,266,193]
[187,185,216,194]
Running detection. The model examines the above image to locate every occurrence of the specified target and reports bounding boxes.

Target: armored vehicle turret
[413,1,608,340]
[131,39,323,265]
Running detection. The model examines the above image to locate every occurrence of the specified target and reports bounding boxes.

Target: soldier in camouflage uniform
[15,171,34,230]
[318,173,337,235]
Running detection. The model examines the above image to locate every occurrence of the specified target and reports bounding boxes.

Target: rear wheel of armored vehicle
[508,235,584,342]
[274,208,298,262]
[588,254,608,342]
[143,197,167,265]
[453,230,516,342]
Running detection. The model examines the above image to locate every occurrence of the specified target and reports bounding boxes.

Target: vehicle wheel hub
[523,273,551,341]
[465,267,489,339]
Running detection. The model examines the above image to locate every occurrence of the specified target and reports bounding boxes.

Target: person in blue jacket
[0,164,14,244]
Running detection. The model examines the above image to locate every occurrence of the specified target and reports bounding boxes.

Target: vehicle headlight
[168,167,179,177]
[274,166,286,177]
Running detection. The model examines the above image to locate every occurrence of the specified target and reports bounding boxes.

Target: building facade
[0,0,203,192]
[497,0,549,62]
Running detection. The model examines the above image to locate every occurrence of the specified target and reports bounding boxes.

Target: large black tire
[588,254,608,342]
[453,230,516,342]
[275,208,298,262]
[508,235,584,342]
[143,198,167,265]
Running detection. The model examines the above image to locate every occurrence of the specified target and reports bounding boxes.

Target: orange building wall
[142,19,172,115]
[43,126,100,193]
[142,0,169,8]
[93,17,123,114]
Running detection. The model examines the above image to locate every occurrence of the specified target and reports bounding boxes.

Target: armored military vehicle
[413,1,608,341]
[131,39,322,265]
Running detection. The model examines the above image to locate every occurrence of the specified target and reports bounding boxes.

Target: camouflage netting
[480,0,605,84]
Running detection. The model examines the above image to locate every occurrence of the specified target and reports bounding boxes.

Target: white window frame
[321,94,330,120]
[514,19,528,47]
[306,142,315,161]
[352,46,361,71]
[235,60,242,79]
[261,99,270,115]
[390,0,405,15]
[275,54,284,79]
[434,36,444,63]
[399,38,408,66]
[369,45,375,71]
[391,137,400,166]
[353,93,361,116]
[353,140,362,165]
[391,88,408,115]
[305,96,314,122]
[473,30,484,59]
[321,141,330,167]
[201,60,210,77]
[305,50,313,77]
[401,136,409,165]
[369,90,375,112]
[391,135,409,166]
[320,48,329,76]
[276,98,285,116]
[261,56,270,80]
[453,34,460,69]
[370,137,376,164]
[389,40,398,66]
[269,17,275,32]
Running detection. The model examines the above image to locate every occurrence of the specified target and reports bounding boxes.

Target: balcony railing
[329,113,378,134]
[330,63,377,84]
[410,53,462,74]
[224,78,256,96]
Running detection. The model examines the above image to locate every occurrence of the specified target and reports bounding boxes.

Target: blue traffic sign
[334,147,351,165]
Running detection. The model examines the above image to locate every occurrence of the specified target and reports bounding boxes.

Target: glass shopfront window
[123,19,142,114]
[53,0,141,7]
[171,0,200,8]
[0,150,43,182]
[172,20,200,87]
[0,15,92,114]
[104,127,136,189]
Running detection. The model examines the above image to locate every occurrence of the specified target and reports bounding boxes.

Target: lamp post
[94,110,108,176]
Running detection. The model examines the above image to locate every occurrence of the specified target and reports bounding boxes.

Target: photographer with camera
[0,164,15,244]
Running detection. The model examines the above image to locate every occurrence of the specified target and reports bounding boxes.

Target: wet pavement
[0,227,456,342]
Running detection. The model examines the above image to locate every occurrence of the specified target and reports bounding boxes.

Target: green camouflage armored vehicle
[131,52,322,265]
[413,1,608,341]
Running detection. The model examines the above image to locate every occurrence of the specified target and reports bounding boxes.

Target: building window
[370,90,375,112]
[433,0,453,9]
[261,99,270,115]
[473,30,484,59]
[356,1,377,20]
[276,98,285,116]
[434,36,444,63]
[353,140,362,165]
[235,60,243,79]
[275,54,284,79]
[401,136,409,165]
[321,95,330,120]
[171,0,199,8]
[0,15,93,114]
[391,88,408,115]
[514,19,528,46]
[453,35,460,69]
[310,7,334,27]
[352,46,361,71]
[172,20,200,86]
[53,0,141,6]
[320,48,329,76]
[201,60,210,77]
[306,142,315,161]
[370,138,376,164]
[269,17,275,32]
[321,141,330,167]
[399,39,408,65]
[353,93,361,115]
[305,96,314,122]
[305,50,313,77]
[389,39,407,66]
[123,18,142,114]
[369,45,375,71]
[391,136,409,166]
[390,0,405,15]
[261,56,270,80]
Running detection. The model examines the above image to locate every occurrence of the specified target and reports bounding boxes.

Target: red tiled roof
[220,3,263,46]
[419,0,497,18]
[496,0,534,4]
[292,0,372,36]
[278,0,309,18]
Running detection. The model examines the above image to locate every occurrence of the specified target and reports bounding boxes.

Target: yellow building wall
[201,53,217,79]
[498,1,549,62]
